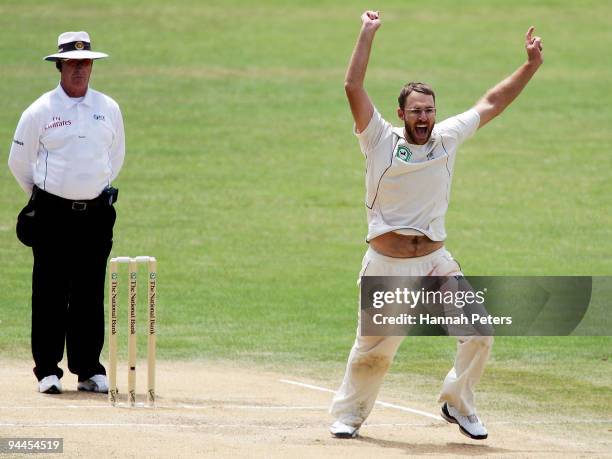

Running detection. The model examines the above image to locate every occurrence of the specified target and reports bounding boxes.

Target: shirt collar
[54,84,93,108]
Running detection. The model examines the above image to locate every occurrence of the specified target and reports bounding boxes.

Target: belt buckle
[71,201,87,211]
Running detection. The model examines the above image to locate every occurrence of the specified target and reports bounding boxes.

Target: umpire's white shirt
[356,108,480,242]
[8,84,125,200]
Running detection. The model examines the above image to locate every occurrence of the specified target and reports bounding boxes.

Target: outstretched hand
[525,26,543,65]
[361,10,381,31]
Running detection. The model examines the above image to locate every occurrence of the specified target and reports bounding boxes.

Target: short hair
[55,61,62,72]
[398,82,436,109]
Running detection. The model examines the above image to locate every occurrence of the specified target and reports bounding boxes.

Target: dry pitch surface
[0,359,610,458]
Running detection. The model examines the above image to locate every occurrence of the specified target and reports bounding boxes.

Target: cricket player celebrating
[330,11,543,440]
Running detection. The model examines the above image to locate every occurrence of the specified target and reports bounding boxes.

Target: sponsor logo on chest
[44,116,72,130]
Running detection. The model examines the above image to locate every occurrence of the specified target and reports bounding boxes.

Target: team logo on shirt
[94,114,106,121]
[395,145,412,162]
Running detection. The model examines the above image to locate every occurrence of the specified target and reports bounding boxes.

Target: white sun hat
[44,31,109,61]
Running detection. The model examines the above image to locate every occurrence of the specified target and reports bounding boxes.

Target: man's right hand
[345,10,381,133]
[361,10,381,31]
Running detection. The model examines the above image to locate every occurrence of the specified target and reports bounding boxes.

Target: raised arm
[345,11,382,133]
[474,26,544,128]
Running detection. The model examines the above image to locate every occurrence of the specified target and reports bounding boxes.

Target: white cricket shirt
[8,84,125,200]
[356,108,480,242]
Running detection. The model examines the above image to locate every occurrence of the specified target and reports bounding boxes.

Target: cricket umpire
[330,11,543,440]
[8,32,124,394]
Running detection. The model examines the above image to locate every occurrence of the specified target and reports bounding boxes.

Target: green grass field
[0,0,610,432]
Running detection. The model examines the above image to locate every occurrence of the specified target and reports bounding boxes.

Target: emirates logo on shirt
[45,116,72,130]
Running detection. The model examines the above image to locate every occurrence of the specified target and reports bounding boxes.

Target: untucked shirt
[356,108,480,242]
[8,85,125,200]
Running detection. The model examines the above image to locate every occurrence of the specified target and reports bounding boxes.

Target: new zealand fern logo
[396,145,412,162]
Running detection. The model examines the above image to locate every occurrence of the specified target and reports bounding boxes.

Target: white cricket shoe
[77,374,109,393]
[39,375,62,394]
[441,402,488,440]
[330,420,360,439]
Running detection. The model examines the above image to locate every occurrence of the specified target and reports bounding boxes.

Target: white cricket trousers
[330,246,493,427]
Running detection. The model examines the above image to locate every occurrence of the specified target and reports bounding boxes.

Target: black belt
[32,186,116,211]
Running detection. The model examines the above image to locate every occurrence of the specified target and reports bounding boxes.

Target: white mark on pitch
[281,378,445,421]
[0,403,327,411]
[179,403,326,410]
[0,422,303,430]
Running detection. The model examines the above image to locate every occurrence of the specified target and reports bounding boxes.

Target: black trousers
[31,191,116,382]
